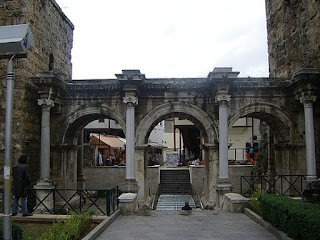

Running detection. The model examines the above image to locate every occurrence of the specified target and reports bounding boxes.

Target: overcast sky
[55,0,269,80]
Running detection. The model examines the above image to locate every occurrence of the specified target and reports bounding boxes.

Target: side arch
[136,102,217,145]
[229,102,300,143]
[54,104,126,145]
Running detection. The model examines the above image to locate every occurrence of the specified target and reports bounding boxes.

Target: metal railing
[151,185,160,210]
[240,175,307,197]
[1,186,119,216]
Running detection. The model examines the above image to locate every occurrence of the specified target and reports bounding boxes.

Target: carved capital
[123,96,138,106]
[300,96,316,108]
[38,99,55,109]
[216,94,231,104]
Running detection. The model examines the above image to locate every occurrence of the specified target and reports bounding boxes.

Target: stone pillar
[77,129,86,189]
[119,96,139,193]
[135,145,148,204]
[204,144,218,208]
[267,127,276,176]
[216,93,231,181]
[215,93,232,208]
[38,99,54,182]
[300,96,317,179]
[34,99,55,212]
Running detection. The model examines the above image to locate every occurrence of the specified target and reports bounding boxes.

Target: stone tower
[265,0,320,78]
[0,0,74,184]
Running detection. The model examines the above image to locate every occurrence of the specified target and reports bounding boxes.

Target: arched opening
[135,102,218,208]
[52,105,126,190]
[229,103,303,196]
[147,117,204,167]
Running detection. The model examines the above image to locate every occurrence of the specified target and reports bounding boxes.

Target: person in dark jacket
[12,155,33,217]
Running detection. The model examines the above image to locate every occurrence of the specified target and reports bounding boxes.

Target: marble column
[300,96,317,179]
[216,94,231,181]
[38,99,54,182]
[120,96,139,193]
[34,99,55,212]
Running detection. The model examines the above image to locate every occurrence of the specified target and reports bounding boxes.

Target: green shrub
[260,194,320,240]
[0,220,23,240]
[248,192,262,215]
[37,211,92,240]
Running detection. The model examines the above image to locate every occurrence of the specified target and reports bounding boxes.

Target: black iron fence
[0,186,119,216]
[240,175,307,197]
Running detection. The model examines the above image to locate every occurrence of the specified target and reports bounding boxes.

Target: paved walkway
[96,209,277,240]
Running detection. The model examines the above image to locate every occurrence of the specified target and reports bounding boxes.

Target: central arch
[136,102,217,146]
[135,102,218,203]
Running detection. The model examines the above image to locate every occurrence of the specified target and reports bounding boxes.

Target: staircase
[159,169,192,195]
[156,194,196,210]
[155,169,195,210]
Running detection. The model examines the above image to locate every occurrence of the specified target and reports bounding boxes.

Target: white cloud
[55,0,269,79]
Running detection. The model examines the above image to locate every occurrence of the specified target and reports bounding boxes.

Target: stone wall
[84,167,126,189]
[0,0,73,185]
[265,0,320,77]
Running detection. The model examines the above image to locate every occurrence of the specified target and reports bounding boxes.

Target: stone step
[156,194,196,210]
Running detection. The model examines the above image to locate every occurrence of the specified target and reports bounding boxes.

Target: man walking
[12,155,33,217]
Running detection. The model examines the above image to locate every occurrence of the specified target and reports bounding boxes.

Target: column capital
[38,99,55,108]
[216,93,231,103]
[123,96,138,107]
[300,95,316,107]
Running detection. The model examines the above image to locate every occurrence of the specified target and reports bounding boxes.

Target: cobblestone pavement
[96,209,277,240]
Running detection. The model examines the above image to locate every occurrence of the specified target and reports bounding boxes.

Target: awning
[90,134,126,148]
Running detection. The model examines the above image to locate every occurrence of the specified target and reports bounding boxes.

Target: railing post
[240,176,243,195]
[53,189,55,214]
[106,190,111,216]
[79,190,82,213]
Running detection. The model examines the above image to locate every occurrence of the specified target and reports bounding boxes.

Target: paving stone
[96,210,277,240]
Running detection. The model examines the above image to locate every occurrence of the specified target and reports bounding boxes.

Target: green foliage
[248,192,262,215]
[0,220,23,240]
[260,194,320,240]
[37,211,92,240]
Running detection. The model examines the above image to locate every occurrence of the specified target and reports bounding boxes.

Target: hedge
[0,220,23,240]
[259,194,320,240]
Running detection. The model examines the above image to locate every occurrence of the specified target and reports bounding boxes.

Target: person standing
[12,155,33,217]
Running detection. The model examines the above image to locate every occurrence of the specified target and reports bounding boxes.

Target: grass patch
[18,222,53,240]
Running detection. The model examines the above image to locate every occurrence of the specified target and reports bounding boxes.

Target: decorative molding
[300,95,316,107]
[123,96,138,105]
[216,94,231,103]
[37,99,55,108]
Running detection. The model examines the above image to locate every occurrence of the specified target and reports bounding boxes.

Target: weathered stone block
[118,193,138,215]
[222,193,249,213]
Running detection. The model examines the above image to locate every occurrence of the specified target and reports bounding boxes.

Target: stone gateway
[0,0,319,208]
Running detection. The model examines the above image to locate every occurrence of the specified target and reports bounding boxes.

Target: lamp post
[0,24,34,240]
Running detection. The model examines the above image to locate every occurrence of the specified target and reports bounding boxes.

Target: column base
[306,175,318,181]
[119,179,139,194]
[118,193,138,215]
[216,182,232,209]
[33,180,55,214]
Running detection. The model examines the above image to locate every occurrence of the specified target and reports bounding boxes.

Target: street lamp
[0,24,34,240]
